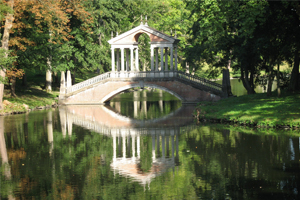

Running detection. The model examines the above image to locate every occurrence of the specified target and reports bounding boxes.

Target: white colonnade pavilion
[108,23,180,74]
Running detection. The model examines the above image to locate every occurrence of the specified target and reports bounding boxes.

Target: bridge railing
[66,72,111,93]
[65,70,223,95]
[176,71,223,92]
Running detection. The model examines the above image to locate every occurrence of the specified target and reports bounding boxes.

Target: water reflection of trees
[183,127,300,199]
[1,109,300,199]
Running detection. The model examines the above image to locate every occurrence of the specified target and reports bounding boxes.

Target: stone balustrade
[62,71,223,97]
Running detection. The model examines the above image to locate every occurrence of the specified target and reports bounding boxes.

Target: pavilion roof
[108,24,180,45]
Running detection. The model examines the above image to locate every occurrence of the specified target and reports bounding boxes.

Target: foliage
[186,0,300,93]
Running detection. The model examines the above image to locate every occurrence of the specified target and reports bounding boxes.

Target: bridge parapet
[62,71,224,97]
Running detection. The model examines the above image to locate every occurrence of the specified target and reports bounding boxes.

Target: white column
[137,135,140,159]
[113,135,117,161]
[151,46,154,71]
[126,49,129,71]
[121,48,125,71]
[116,49,120,71]
[111,48,115,71]
[122,136,126,159]
[160,47,164,71]
[170,47,174,70]
[59,71,65,97]
[67,70,71,87]
[132,136,136,160]
[67,113,72,136]
[130,47,134,71]
[135,48,139,71]
[175,46,178,71]
[152,135,156,161]
[162,135,165,160]
[155,48,159,71]
[165,47,168,71]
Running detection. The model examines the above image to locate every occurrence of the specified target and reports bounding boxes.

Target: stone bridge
[58,71,225,105]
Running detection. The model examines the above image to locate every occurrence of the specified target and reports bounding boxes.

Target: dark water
[0,89,299,199]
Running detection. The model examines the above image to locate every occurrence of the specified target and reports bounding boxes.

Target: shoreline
[194,91,300,130]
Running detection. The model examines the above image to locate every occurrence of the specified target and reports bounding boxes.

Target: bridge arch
[102,83,184,103]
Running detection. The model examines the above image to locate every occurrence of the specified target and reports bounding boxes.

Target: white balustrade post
[111,47,115,71]
[67,70,72,87]
[165,47,168,71]
[59,71,66,99]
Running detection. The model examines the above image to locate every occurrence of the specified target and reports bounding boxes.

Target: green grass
[1,86,58,115]
[196,91,300,128]
[1,69,97,115]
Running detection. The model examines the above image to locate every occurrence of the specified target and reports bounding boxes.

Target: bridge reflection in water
[59,104,196,187]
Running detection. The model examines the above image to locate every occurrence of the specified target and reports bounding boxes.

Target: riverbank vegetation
[195,92,300,128]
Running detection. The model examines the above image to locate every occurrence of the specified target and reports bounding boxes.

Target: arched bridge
[58,71,225,105]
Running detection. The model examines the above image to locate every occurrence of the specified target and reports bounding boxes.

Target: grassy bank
[0,86,58,115]
[195,92,300,128]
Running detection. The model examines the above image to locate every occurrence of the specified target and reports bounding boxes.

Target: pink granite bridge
[58,71,225,105]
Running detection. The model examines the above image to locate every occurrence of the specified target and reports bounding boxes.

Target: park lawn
[0,86,58,115]
[196,92,300,128]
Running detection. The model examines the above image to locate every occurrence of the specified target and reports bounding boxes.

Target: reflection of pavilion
[111,90,174,120]
[110,129,179,187]
[59,105,195,186]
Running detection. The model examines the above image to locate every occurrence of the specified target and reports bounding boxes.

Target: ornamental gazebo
[108,22,180,77]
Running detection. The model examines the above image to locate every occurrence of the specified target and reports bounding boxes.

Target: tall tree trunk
[22,73,27,86]
[267,66,274,96]
[289,49,300,91]
[222,68,232,97]
[0,0,14,109]
[241,64,255,94]
[46,31,52,93]
[9,76,17,97]
[277,64,281,97]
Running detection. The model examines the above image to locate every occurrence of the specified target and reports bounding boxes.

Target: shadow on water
[1,88,300,199]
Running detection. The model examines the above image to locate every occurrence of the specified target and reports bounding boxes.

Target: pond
[0,89,299,199]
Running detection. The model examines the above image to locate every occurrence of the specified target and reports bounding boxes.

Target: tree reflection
[0,106,299,199]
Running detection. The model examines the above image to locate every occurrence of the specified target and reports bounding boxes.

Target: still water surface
[0,89,299,199]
